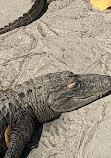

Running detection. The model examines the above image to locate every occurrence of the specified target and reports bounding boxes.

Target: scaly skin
[0,71,111,158]
[0,0,48,35]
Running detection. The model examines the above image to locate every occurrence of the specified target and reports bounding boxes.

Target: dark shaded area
[0,146,7,158]
[21,123,43,158]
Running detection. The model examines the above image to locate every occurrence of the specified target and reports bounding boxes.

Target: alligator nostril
[67,82,76,89]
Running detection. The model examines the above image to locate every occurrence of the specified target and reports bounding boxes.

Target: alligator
[0,0,50,35]
[0,71,111,158]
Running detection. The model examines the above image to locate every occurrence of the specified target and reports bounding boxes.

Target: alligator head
[48,72,111,112]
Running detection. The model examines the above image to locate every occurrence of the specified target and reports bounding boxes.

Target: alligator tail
[0,0,44,35]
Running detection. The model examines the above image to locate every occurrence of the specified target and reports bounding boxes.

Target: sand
[0,0,111,157]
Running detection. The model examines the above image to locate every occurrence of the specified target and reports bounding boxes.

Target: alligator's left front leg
[4,111,35,158]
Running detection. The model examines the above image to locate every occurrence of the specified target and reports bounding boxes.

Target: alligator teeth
[97,94,102,98]
[99,94,102,98]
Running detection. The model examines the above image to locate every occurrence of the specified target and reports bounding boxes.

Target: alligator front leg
[4,111,35,158]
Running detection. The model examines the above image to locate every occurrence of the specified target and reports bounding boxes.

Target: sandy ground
[0,0,111,157]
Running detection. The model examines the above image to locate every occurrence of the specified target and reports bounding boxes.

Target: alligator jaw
[49,74,111,112]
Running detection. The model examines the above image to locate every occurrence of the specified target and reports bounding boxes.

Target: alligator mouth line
[71,87,111,100]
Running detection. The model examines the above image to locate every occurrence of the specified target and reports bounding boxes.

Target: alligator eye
[67,82,76,89]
